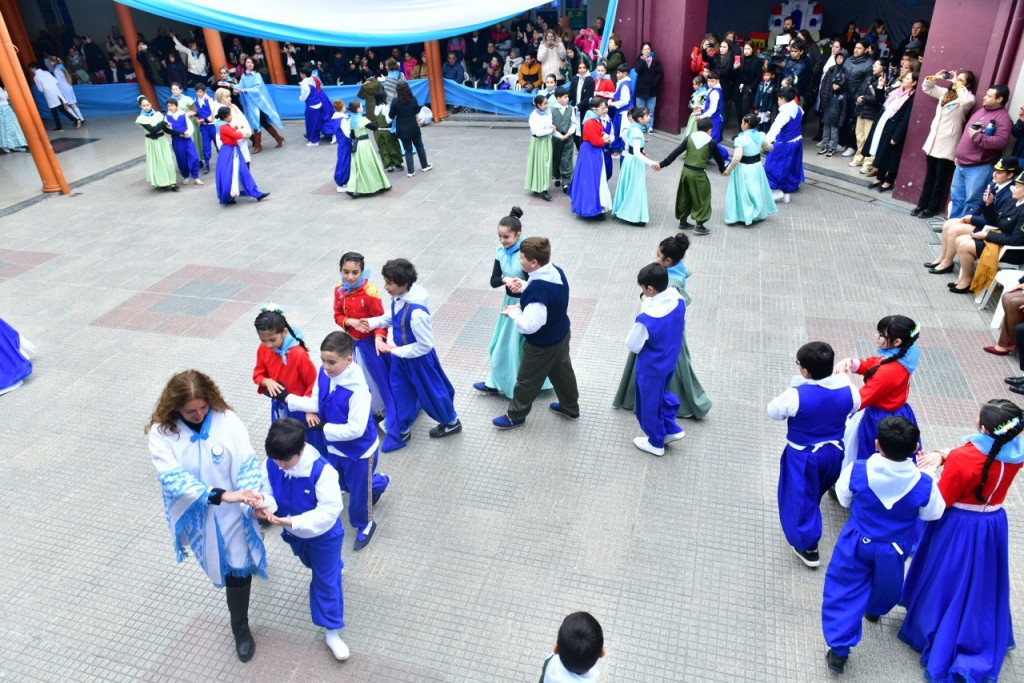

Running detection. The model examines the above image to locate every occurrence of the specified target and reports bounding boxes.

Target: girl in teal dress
[612,107,659,225]
[345,99,392,198]
[613,232,712,419]
[473,207,553,397]
[681,75,708,140]
[723,113,778,226]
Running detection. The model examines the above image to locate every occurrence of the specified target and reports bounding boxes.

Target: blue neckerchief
[387,70,401,79]
[667,261,687,287]
[181,409,212,443]
[584,110,599,122]
[877,344,920,375]
[339,268,372,294]
[275,331,300,365]
[350,111,364,130]
[963,432,1024,464]
[503,236,523,257]
[141,109,154,117]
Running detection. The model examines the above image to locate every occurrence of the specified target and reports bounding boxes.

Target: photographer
[537,29,566,83]
[948,83,1013,218]
[690,36,718,75]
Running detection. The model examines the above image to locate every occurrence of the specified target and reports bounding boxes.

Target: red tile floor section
[0,249,59,282]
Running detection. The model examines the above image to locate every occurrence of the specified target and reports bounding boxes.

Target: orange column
[0,10,67,193]
[424,39,447,123]
[0,0,34,66]
[113,2,157,107]
[202,28,227,75]
[263,39,286,84]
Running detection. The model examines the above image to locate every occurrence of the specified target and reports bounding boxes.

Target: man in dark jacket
[842,41,873,155]
[633,45,663,130]
[850,59,886,171]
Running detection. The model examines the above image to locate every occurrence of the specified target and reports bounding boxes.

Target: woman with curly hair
[147,370,266,662]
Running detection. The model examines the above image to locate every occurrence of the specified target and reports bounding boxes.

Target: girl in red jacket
[253,307,316,422]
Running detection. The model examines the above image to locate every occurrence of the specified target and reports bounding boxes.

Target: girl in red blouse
[333,252,404,452]
[214,106,268,205]
[900,399,1024,683]
[252,308,316,423]
[569,98,613,218]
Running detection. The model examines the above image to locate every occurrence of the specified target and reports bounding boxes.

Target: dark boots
[264,124,284,148]
[252,131,262,154]
[225,580,255,662]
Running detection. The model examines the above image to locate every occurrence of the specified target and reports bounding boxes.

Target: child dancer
[373,91,403,173]
[767,341,859,568]
[526,95,555,201]
[0,315,35,395]
[821,416,944,674]
[474,208,553,398]
[280,332,390,551]
[700,71,724,142]
[722,113,777,226]
[540,612,605,682]
[549,87,576,192]
[299,67,331,145]
[170,82,203,162]
[764,85,804,204]
[332,102,352,193]
[345,99,391,198]
[165,99,202,186]
[608,63,633,154]
[612,106,658,225]
[625,263,687,456]
[681,74,707,140]
[655,117,726,235]
[835,315,921,467]
[134,96,178,192]
[492,237,580,430]
[356,259,462,441]
[256,418,349,660]
[569,98,613,219]
[252,307,315,423]
[193,84,217,173]
[614,233,712,420]
[899,400,1024,683]
[333,252,405,453]
[330,99,346,144]
[215,106,269,205]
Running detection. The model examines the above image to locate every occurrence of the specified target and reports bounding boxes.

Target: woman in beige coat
[537,30,567,83]
[911,70,976,218]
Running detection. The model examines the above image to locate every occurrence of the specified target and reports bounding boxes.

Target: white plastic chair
[497,73,520,91]
[976,244,1024,310]
[987,270,1024,329]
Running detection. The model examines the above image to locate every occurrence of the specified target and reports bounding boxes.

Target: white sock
[361,522,373,535]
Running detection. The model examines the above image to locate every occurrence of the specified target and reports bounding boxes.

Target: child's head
[577,61,589,75]
[339,251,366,286]
[519,236,551,272]
[595,62,606,78]
[533,94,548,110]
[166,98,179,112]
[974,399,1024,501]
[555,87,570,105]
[170,82,182,95]
[692,75,706,89]
[761,68,774,82]
[195,84,206,96]
[265,418,306,467]
[381,258,417,294]
[706,70,720,85]
[497,206,524,247]
[617,63,630,77]
[319,331,354,378]
[795,341,835,380]
[347,98,362,114]
[777,84,796,104]
[138,96,153,112]
[875,416,920,462]
[741,112,758,130]
[555,612,604,676]
[629,106,649,125]
[216,105,232,122]
[657,232,689,267]
[333,98,344,112]
[544,74,557,89]
[254,307,306,351]
[864,315,919,381]
[591,98,608,116]
[637,263,668,296]
[696,117,713,133]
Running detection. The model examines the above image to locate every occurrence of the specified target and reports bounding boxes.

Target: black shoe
[170,184,179,192]
[256,192,270,202]
[948,282,960,289]
[928,265,954,274]
[919,210,936,219]
[1011,384,1024,396]
[400,431,411,443]
[924,261,940,268]
[864,613,880,623]
[950,285,972,294]
[825,649,847,673]
[225,198,237,205]
[792,546,820,568]
[541,191,552,201]
[225,583,255,663]
[429,420,462,438]
[694,225,711,236]
[911,207,923,216]
[554,179,561,187]
[679,221,694,230]
[1004,376,1024,386]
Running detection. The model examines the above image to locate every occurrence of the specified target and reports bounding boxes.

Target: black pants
[50,104,77,130]
[915,155,955,212]
[398,128,428,172]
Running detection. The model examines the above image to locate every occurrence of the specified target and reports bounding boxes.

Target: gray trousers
[551,134,575,185]
[507,331,579,420]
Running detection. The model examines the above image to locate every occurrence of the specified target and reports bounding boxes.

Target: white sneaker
[664,430,686,444]
[859,167,868,174]
[193,178,204,186]
[181,178,190,185]
[331,138,338,144]
[842,147,855,157]
[306,141,319,147]
[771,189,784,201]
[633,436,665,456]
[336,185,347,192]
[783,193,791,204]
[421,164,433,172]
[325,629,349,660]
[848,160,859,167]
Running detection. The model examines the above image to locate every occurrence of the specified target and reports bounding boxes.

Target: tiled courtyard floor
[0,119,1021,681]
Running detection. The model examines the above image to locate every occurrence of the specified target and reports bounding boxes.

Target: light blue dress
[612,122,655,225]
[724,129,778,226]
[237,70,282,133]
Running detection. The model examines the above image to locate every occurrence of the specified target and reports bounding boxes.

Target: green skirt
[376,129,403,168]
[612,337,712,419]
[144,136,178,188]
[484,293,552,396]
[524,136,553,193]
[348,138,391,196]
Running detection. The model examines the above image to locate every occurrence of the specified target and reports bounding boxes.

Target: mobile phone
[734,55,741,67]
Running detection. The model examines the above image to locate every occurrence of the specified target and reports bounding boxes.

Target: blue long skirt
[390,350,457,433]
[778,442,843,552]
[353,336,405,452]
[899,507,1015,682]
[765,139,805,193]
[215,145,262,204]
[334,137,352,188]
[844,403,920,468]
[0,317,32,394]
[571,141,607,217]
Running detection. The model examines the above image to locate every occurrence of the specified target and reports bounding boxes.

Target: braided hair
[863,315,918,381]
[254,309,307,350]
[974,399,1024,503]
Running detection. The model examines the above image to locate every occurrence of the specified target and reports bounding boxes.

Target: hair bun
[509,206,523,219]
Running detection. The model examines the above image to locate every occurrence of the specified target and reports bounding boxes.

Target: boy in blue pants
[280,331,390,551]
[256,418,349,660]
[821,416,944,673]
[767,341,859,568]
[625,263,687,456]
[193,84,217,173]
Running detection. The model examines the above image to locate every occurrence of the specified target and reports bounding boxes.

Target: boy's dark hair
[707,70,720,80]
[876,416,920,462]
[381,258,418,286]
[616,62,630,73]
[265,418,306,461]
[637,263,668,292]
[520,236,551,265]
[554,86,569,98]
[777,85,797,101]
[166,98,178,107]
[320,330,355,357]
[194,83,206,92]
[557,612,603,675]
[696,117,713,132]
[796,341,834,380]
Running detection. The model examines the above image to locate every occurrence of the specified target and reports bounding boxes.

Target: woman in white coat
[911,70,976,218]
[537,30,567,83]
[28,62,79,130]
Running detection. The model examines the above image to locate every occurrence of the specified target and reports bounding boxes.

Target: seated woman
[926,157,1019,274]
[946,170,1024,294]
[989,275,1024,359]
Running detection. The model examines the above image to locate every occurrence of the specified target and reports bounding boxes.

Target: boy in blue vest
[767,341,859,568]
[193,84,217,173]
[493,236,580,429]
[821,416,944,674]
[280,331,390,551]
[625,263,687,456]
[256,417,350,660]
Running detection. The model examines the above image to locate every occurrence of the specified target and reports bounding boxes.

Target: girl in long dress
[214,106,269,205]
[134,96,178,191]
[612,107,658,225]
[0,86,28,153]
[569,97,613,218]
[344,99,391,198]
[48,57,85,123]
[614,232,712,419]
[214,88,250,164]
[723,113,778,226]
[473,207,553,397]
[235,57,283,154]
[0,316,35,395]
[525,95,555,201]
[147,370,267,662]
[901,399,1024,682]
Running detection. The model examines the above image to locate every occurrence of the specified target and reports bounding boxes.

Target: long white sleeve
[918,476,946,521]
[171,35,189,61]
[390,307,434,358]
[611,83,632,110]
[766,103,794,143]
[285,374,320,414]
[366,307,394,330]
[624,322,649,354]
[834,463,854,508]
[629,138,657,166]
[529,111,553,137]
[766,387,800,420]
[257,462,278,513]
[700,88,720,118]
[508,302,547,335]
[299,80,311,102]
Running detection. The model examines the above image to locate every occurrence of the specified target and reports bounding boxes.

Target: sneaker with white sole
[783,193,791,204]
[793,545,820,568]
[429,420,462,438]
[325,629,350,660]
[407,171,415,178]
[306,141,319,147]
[842,147,855,157]
[421,164,433,171]
[664,430,686,444]
[633,436,665,456]
[193,178,204,185]
[336,186,347,192]
[848,160,859,167]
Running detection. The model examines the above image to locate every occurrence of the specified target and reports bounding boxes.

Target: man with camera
[950,84,1013,218]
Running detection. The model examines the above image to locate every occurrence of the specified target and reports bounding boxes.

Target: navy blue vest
[392,298,427,348]
[267,455,343,540]
[635,298,685,376]
[786,383,853,446]
[847,461,933,545]
[195,96,213,122]
[519,266,570,347]
[317,367,378,460]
